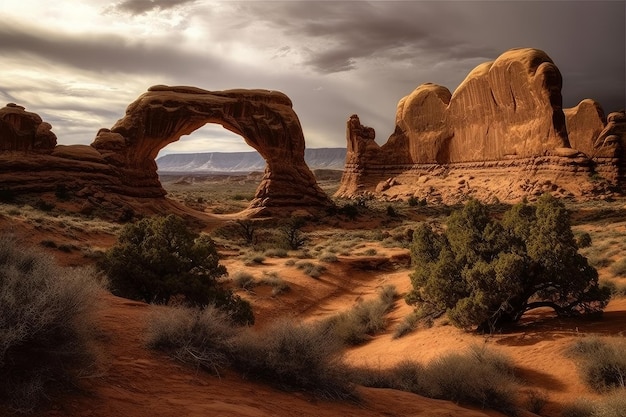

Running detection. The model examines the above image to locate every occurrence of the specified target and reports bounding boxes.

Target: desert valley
[1,46,626,417]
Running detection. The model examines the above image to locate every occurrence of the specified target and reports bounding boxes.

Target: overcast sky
[0,1,624,156]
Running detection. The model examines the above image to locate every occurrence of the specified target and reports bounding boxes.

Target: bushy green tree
[101,214,253,324]
[407,195,610,332]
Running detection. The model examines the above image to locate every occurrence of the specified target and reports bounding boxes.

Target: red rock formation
[0,103,56,152]
[337,48,623,203]
[0,86,332,216]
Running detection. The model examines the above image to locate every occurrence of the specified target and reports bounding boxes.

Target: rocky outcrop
[0,86,333,217]
[0,103,57,152]
[337,48,625,203]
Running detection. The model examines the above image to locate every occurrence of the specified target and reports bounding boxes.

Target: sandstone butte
[0,86,331,217]
[336,48,626,204]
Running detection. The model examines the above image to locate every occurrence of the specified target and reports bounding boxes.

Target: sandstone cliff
[337,48,624,203]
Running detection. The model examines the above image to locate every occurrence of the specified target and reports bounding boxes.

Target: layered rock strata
[337,48,625,203]
[0,86,332,216]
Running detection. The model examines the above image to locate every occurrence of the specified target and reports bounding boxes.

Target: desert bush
[568,337,626,392]
[0,238,105,411]
[235,219,256,245]
[231,319,354,399]
[609,258,626,277]
[146,305,237,375]
[148,307,353,399]
[601,279,626,297]
[263,248,289,258]
[319,252,338,263]
[562,399,596,417]
[281,217,308,250]
[577,232,593,248]
[242,251,266,266]
[295,261,326,278]
[323,286,397,345]
[422,345,517,413]
[258,272,290,296]
[407,195,610,332]
[100,214,253,324]
[352,345,518,414]
[393,311,421,339]
[562,393,626,417]
[232,271,256,290]
[525,389,549,414]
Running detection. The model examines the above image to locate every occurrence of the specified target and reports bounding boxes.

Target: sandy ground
[1,208,625,417]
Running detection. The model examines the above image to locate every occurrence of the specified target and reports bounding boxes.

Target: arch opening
[156,123,267,215]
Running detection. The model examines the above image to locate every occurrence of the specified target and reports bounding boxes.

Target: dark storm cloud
[109,0,196,15]
[236,1,500,74]
[0,20,219,78]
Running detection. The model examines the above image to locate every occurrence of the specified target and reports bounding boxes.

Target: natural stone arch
[92,85,332,211]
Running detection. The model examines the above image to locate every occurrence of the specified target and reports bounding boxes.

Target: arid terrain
[0,172,625,417]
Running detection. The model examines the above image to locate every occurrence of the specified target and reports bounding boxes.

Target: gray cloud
[109,0,196,15]
[0,20,220,78]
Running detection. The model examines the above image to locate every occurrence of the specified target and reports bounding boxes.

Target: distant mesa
[0,86,332,217]
[156,148,347,173]
[337,47,626,203]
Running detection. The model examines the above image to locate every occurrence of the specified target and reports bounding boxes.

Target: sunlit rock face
[0,86,332,216]
[337,48,625,203]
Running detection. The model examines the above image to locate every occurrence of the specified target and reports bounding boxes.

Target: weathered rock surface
[0,86,333,217]
[0,103,57,152]
[337,48,625,203]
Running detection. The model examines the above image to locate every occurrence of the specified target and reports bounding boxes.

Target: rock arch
[92,85,332,211]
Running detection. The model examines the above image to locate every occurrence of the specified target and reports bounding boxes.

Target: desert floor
[1,173,625,417]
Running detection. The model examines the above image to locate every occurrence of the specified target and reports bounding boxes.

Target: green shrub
[407,195,610,332]
[100,214,253,325]
[568,337,626,392]
[0,238,105,411]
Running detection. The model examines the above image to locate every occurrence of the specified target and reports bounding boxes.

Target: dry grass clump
[231,271,257,290]
[146,305,237,375]
[568,337,626,392]
[562,392,626,417]
[258,272,290,296]
[393,310,421,339]
[147,308,354,400]
[351,345,518,415]
[231,319,354,399]
[322,285,397,345]
[0,237,105,412]
[295,261,326,278]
